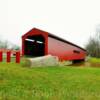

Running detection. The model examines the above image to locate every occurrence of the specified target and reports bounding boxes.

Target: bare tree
[85,24,100,58]
[0,40,8,49]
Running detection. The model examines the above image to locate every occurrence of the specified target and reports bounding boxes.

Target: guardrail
[0,51,20,63]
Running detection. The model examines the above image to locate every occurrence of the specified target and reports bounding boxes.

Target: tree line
[0,39,20,50]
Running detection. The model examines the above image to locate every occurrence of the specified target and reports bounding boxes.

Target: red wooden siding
[48,37,86,60]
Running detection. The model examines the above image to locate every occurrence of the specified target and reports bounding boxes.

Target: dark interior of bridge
[24,35,45,57]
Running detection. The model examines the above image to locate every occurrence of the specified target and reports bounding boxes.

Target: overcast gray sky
[0,0,100,47]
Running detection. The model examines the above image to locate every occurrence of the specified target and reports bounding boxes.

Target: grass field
[89,57,100,63]
[0,59,100,100]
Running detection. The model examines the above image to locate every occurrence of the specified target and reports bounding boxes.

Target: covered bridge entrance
[22,28,48,57]
[24,35,45,57]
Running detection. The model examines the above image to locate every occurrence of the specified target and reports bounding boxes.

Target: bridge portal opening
[24,35,45,57]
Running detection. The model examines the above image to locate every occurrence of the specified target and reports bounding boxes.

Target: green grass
[89,57,100,63]
[0,61,100,100]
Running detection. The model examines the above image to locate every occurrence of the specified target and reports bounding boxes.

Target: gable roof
[22,28,86,51]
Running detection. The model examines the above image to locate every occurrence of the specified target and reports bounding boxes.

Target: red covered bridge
[22,28,86,61]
